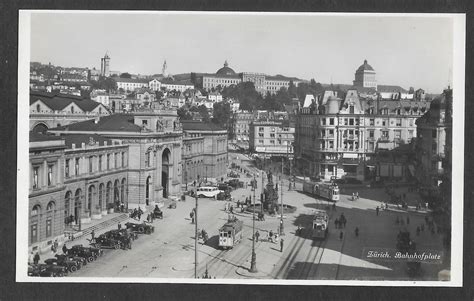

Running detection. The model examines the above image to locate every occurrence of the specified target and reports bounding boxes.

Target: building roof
[113,77,149,84]
[30,131,64,142]
[181,120,226,132]
[216,60,236,76]
[266,74,302,82]
[356,59,375,72]
[61,134,114,148]
[50,114,142,132]
[30,91,102,112]
[377,85,408,93]
[161,78,194,85]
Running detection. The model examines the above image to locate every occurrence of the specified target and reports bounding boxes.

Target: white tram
[303,181,340,202]
[218,218,243,249]
[312,209,329,239]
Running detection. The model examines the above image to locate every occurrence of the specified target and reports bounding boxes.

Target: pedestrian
[335,218,339,229]
[332,203,336,211]
[269,230,274,242]
[355,227,359,237]
[33,252,40,265]
[147,213,151,223]
[255,230,260,242]
[118,223,122,230]
[190,211,195,224]
[376,206,380,216]
[230,205,234,214]
[280,238,284,252]
[406,216,410,225]
[356,192,359,200]
[62,244,68,255]
[339,231,344,241]
[29,251,34,264]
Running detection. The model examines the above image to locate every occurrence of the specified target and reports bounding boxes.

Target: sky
[29,12,456,94]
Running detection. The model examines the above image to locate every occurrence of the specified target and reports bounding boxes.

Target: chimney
[94,117,100,124]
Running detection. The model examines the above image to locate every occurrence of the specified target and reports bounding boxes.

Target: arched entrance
[32,123,48,134]
[114,179,120,207]
[98,183,104,211]
[145,176,152,205]
[74,188,82,224]
[64,191,72,225]
[106,181,113,208]
[162,149,171,198]
[87,185,95,215]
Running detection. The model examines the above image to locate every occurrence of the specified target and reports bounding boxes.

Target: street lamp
[280,157,285,236]
[194,194,198,278]
[250,175,258,273]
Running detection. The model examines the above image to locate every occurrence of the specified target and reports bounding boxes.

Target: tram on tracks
[303,181,340,202]
[312,209,329,239]
[218,217,243,250]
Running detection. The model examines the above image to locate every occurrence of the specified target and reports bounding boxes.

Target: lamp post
[250,175,258,273]
[280,157,285,236]
[194,194,198,278]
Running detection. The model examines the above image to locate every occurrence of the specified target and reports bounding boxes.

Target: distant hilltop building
[353,59,377,89]
[100,52,110,77]
[192,60,304,95]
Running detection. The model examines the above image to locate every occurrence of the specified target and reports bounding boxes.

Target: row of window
[30,201,56,243]
[32,163,57,189]
[65,152,127,178]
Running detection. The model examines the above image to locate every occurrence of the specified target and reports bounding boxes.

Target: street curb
[235,266,270,279]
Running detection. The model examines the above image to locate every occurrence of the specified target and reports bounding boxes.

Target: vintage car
[28,263,67,277]
[69,245,103,262]
[44,256,81,273]
[125,222,154,234]
[91,235,122,249]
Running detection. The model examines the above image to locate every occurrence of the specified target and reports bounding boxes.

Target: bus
[302,181,340,202]
[196,186,222,198]
[312,209,329,239]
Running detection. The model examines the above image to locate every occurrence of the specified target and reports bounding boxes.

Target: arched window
[106,181,112,204]
[71,106,75,114]
[31,204,41,217]
[88,185,95,212]
[36,104,40,112]
[46,201,55,211]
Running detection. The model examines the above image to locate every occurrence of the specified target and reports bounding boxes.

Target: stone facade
[249,120,295,157]
[295,89,430,181]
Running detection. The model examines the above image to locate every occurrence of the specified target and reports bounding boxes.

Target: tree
[177,106,193,120]
[91,76,117,92]
[120,72,132,78]
[212,101,231,127]
[288,80,297,98]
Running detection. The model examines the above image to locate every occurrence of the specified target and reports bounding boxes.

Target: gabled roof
[181,120,225,132]
[30,91,101,112]
[50,114,142,132]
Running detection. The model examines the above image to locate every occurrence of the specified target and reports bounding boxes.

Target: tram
[302,181,340,202]
[218,217,243,249]
[312,209,329,239]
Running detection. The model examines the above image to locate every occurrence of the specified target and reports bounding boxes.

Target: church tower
[162,60,168,78]
[100,52,110,77]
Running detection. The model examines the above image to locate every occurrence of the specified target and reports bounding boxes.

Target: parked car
[28,263,67,277]
[125,222,155,235]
